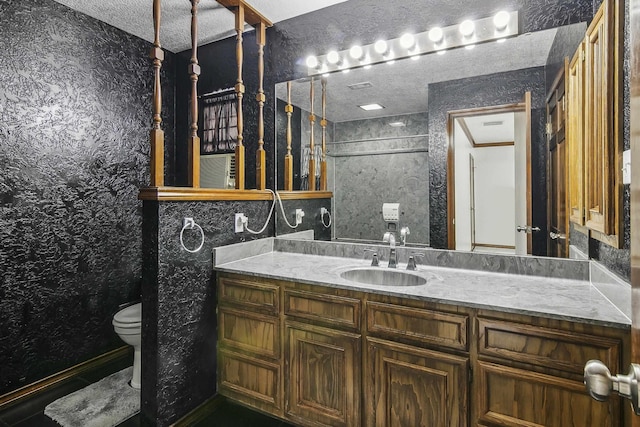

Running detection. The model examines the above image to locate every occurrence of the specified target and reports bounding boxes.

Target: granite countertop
[213,242,631,329]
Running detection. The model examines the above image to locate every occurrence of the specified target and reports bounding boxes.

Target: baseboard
[170,394,226,427]
[0,346,130,409]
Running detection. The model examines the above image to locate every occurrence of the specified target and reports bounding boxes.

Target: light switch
[623,149,631,185]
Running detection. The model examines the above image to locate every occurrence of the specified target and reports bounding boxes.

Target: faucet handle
[363,248,380,267]
[406,252,425,271]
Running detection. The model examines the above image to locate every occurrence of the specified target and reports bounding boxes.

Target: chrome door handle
[516,225,541,233]
[584,360,640,415]
[549,231,566,240]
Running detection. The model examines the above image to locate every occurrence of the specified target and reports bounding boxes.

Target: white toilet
[112,303,142,389]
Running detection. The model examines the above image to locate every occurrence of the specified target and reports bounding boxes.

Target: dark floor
[0,357,294,427]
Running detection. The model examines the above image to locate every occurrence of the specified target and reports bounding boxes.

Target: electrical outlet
[235,213,247,233]
[295,209,305,226]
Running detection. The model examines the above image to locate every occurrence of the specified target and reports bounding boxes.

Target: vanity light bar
[306,11,518,76]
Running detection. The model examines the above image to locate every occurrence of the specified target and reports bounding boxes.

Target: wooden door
[366,337,469,427]
[285,321,361,427]
[546,61,570,257]
[513,92,533,255]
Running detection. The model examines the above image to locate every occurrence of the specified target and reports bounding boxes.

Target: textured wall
[0,0,175,395]
[331,113,429,244]
[141,200,273,426]
[427,67,548,252]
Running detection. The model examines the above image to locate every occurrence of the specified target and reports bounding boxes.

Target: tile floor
[0,357,293,427]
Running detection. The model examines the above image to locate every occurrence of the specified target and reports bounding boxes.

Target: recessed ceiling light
[359,103,385,111]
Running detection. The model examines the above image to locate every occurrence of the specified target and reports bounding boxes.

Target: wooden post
[149,0,164,187]
[308,77,316,191]
[187,0,201,188]
[284,81,294,191]
[255,22,266,190]
[234,5,246,190]
[320,77,328,191]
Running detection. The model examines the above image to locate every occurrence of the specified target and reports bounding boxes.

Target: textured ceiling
[277,26,574,123]
[52,0,349,52]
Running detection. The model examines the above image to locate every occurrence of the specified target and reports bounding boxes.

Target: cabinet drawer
[367,301,468,351]
[284,288,361,331]
[477,318,621,374]
[219,307,279,358]
[218,276,279,315]
[218,349,282,415]
[476,360,619,427]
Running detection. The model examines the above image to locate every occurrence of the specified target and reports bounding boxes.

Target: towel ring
[180,217,205,253]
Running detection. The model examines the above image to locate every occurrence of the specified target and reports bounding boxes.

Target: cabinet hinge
[546,122,553,135]
[581,49,585,61]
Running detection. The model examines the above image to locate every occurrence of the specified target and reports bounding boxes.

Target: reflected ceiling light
[305,55,318,68]
[493,11,511,30]
[363,64,372,69]
[411,54,420,60]
[459,20,475,37]
[349,45,364,60]
[386,59,396,65]
[399,33,416,49]
[465,44,476,50]
[388,121,406,127]
[437,50,447,55]
[374,39,389,54]
[327,50,341,64]
[496,38,506,43]
[428,27,444,43]
[342,69,350,73]
[359,103,385,111]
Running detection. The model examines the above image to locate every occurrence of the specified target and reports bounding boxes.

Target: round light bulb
[374,39,388,54]
[327,50,340,64]
[428,27,444,43]
[399,33,415,49]
[306,55,318,68]
[349,45,363,60]
[459,20,475,37]
[493,11,510,30]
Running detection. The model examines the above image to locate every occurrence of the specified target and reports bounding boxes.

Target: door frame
[446,96,532,252]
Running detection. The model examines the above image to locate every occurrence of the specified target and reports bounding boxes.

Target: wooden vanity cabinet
[216,273,629,427]
[364,295,470,427]
[283,284,362,427]
[474,312,626,427]
[216,274,283,416]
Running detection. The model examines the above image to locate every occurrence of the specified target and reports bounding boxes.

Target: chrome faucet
[383,232,397,268]
[400,227,410,246]
[363,248,379,267]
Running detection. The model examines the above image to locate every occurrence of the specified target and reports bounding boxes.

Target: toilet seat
[112,303,142,329]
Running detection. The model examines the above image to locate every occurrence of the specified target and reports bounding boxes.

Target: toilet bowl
[113,303,142,389]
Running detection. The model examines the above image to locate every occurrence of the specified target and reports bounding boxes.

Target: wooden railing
[141,0,332,201]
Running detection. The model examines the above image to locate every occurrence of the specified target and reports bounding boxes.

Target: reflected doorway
[447,93,534,255]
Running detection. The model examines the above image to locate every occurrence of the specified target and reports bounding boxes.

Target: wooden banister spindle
[308,77,316,191]
[255,22,266,190]
[234,5,246,190]
[149,0,164,187]
[284,81,294,191]
[320,77,327,191]
[187,0,201,188]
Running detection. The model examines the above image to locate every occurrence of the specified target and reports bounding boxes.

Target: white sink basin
[339,268,427,286]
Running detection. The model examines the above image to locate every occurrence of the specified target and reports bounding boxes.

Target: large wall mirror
[274,20,595,256]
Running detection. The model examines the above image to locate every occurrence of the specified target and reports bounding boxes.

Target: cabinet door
[584,0,614,234]
[568,43,585,226]
[476,361,620,427]
[366,337,469,427]
[285,321,361,427]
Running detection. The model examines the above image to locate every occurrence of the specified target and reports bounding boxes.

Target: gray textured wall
[331,113,429,244]
[0,0,175,394]
[141,200,273,426]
